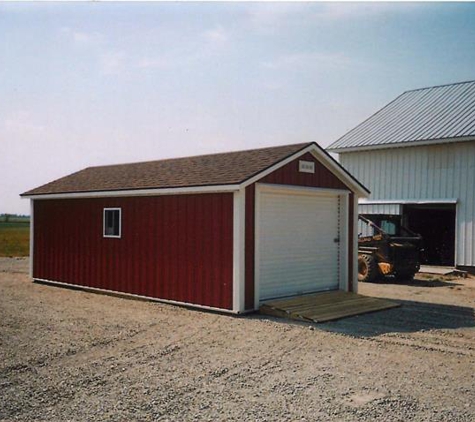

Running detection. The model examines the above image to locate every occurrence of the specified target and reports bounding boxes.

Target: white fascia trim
[21,184,241,200]
[258,183,350,197]
[241,143,369,198]
[359,198,458,205]
[242,144,316,187]
[307,149,370,198]
[328,135,475,154]
[232,189,246,313]
[29,199,34,278]
[34,278,239,314]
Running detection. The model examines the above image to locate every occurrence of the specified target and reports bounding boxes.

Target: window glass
[380,219,397,235]
[104,209,121,237]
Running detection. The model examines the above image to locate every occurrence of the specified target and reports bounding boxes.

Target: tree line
[0,214,30,223]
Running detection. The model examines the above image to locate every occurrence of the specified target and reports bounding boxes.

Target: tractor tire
[358,254,378,283]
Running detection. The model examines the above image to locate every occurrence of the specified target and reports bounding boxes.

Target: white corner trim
[254,184,262,311]
[232,189,246,313]
[352,195,359,294]
[454,202,459,267]
[34,277,239,314]
[29,199,34,278]
[339,193,349,292]
[21,184,241,200]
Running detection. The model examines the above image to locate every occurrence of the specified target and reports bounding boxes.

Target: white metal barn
[328,80,475,273]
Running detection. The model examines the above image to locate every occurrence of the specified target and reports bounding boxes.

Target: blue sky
[2,2,475,214]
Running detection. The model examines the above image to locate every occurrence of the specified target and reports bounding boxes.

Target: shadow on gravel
[364,278,460,288]
[318,299,475,337]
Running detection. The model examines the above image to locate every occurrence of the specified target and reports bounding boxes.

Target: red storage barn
[21,142,369,313]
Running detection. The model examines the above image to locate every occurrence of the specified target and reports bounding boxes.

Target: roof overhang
[21,184,241,200]
[22,142,370,200]
[327,135,475,154]
[240,142,370,198]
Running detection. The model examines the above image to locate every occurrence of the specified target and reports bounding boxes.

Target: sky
[1,2,475,215]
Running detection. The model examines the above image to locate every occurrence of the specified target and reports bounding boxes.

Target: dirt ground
[1,258,474,421]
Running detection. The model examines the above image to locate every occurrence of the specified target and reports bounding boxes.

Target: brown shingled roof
[22,142,312,196]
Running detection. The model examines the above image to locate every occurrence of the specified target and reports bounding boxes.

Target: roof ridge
[402,79,475,94]
[87,142,312,169]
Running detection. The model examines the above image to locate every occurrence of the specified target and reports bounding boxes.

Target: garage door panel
[258,188,341,301]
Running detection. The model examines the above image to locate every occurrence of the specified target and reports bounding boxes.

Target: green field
[0,222,30,257]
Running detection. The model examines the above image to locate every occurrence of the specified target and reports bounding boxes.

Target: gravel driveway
[1,258,474,421]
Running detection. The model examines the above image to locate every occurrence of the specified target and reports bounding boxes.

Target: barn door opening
[403,204,456,266]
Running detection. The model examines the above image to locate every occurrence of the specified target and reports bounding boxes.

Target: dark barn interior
[403,204,456,266]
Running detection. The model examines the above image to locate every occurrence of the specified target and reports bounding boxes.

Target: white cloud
[246,3,307,31]
[2,110,47,137]
[136,56,174,70]
[60,26,100,44]
[73,31,91,43]
[245,2,422,32]
[315,3,422,21]
[136,29,227,71]
[261,51,352,71]
[203,25,228,44]
[100,51,127,75]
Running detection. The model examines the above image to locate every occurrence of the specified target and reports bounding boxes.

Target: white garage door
[258,187,342,301]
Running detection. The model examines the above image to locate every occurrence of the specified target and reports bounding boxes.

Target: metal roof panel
[328,80,475,151]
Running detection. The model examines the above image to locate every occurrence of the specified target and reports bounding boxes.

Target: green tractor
[358,215,422,282]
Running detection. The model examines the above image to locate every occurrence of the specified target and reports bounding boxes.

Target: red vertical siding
[244,152,355,310]
[260,152,349,189]
[33,193,234,310]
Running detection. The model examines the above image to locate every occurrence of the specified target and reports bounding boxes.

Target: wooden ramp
[260,291,399,323]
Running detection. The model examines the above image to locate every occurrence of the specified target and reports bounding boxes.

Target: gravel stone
[0,259,474,421]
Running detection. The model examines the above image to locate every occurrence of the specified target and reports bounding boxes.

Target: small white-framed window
[103,208,121,238]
